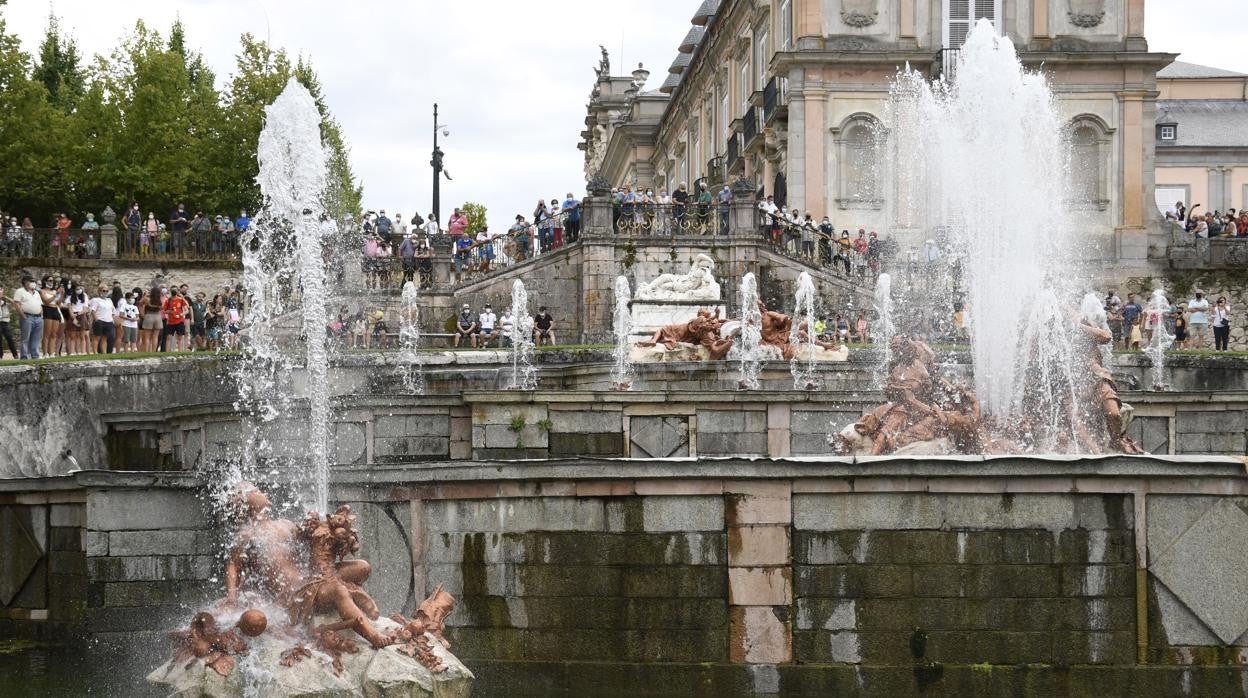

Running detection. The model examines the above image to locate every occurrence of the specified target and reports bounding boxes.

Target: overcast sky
[4,0,1245,230]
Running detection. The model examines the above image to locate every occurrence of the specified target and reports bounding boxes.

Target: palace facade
[581,0,1172,261]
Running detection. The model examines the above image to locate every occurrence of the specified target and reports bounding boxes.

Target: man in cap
[453,303,477,348]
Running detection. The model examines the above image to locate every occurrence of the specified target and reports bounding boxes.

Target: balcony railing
[726,132,741,171]
[614,202,729,238]
[742,106,759,149]
[706,156,724,187]
[763,77,789,125]
[938,47,960,83]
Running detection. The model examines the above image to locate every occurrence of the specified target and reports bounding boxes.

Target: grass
[0,350,237,367]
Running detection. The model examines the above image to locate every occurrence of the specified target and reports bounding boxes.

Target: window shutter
[946,0,970,48]
[973,0,996,21]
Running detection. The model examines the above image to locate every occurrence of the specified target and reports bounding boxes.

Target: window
[719,86,730,152]
[834,116,884,210]
[944,0,1000,48]
[754,28,769,91]
[738,57,750,113]
[780,0,793,51]
[1159,125,1176,141]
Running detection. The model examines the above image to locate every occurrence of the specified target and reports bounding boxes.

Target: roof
[691,0,720,26]
[679,26,705,53]
[669,52,693,74]
[1156,100,1248,148]
[659,73,682,94]
[1158,60,1248,79]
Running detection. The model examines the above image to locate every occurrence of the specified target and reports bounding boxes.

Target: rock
[147,616,474,698]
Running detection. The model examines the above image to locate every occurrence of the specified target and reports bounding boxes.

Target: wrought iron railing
[726,132,741,170]
[763,77,788,124]
[939,48,960,83]
[742,106,759,148]
[614,201,729,237]
[1,228,101,259]
[757,209,883,281]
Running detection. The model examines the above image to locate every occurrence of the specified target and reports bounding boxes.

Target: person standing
[169,203,189,254]
[1172,307,1188,349]
[12,275,43,359]
[163,288,190,352]
[87,285,116,354]
[0,293,17,358]
[190,292,208,351]
[424,214,441,239]
[400,234,417,285]
[1121,293,1143,350]
[476,226,494,272]
[117,292,139,352]
[375,210,393,247]
[1186,290,1210,349]
[447,208,467,242]
[562,194,581,243]
[800,213,816,259]
[717,186,732,235]
[696,182,713,232]
[1212,296,1232,351]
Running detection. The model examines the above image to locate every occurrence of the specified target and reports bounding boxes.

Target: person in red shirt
[55,213,72,257]
[162,289,191,352]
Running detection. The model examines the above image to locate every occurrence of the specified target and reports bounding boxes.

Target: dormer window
[1158,125,1177,141]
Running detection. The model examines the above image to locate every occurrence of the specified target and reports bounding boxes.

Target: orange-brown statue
[167,611,250,677]
[224,483,392,650]
[391,584,458,673]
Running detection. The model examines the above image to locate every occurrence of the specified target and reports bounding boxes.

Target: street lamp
[431,104,454,225]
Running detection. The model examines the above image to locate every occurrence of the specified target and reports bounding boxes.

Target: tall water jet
[397,281,425,394]
[887,20,1080,433]
[610,276,634,391]
[737,272,764,390]
[789,272,818,390]
[508,280,537,390]
[873,273,895,388]
[1143,288,1174,390]
[233,78,332,512]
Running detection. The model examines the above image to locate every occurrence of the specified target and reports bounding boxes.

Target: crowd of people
[0,273,244,360]
[1166,200,1248,237]
[1105,288,1233,351]
[0,204,251,260]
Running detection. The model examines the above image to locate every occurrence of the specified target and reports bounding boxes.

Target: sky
[3,0,1246,231]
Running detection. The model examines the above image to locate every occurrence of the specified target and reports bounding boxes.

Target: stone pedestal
[431,236,453,288]
[630,300,726,337]
[100,224,117,259]
[581,196,614,238]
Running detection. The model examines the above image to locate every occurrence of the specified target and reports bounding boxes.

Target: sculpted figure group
[157,482,457,680]
[636,300,847,364]
[836,305,1143,456]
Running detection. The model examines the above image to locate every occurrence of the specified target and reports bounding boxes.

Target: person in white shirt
[499,308,515,348]
[117,293,140,352]
[1187,291,1211,348]
[394,214,408,241]
[1212,296,1232,351]
[477,304,498,348]
[87,285,117,354]
[424,215,441,238]
[12,275,44,359]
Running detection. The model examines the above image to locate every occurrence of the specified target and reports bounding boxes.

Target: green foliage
[0,16,362,225]
[461,202,488,236]
[536,418,553,433]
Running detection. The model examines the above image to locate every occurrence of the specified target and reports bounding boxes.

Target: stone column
[1126,0,1146,49]
[580,196,614,239]
[1032,0,1050,44]
[726,482,793,666]
[430,236,453,288]
[99,224,117,260]
[803,86,828,220]
[1116,91,1149,261]
[730,177,760,239]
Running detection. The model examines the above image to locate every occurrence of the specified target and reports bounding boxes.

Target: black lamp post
[431,104,449,225]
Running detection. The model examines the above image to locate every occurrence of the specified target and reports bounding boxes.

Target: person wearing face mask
[38,275,64,357]
[12,275,44,359]
[88,285,117,354]
[66,285,90,355]
[143,212,158,256]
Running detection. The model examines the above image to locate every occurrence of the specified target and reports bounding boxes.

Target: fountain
[231,78,333,512]
[397,281,425,394]
[1143,288,1174,390]
[736,272,764,390]
[610,275,634,391]
[873,272,895,388]
[508,279,537,390]
[789,272,819,390]
[880,20,1115,451]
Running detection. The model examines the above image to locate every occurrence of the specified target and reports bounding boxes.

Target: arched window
[1068,116,1112,211]
[833,115,884,210]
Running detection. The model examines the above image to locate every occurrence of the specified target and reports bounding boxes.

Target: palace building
[581,0,1173,261]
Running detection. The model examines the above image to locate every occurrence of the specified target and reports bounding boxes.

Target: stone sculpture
[635,307,734,361]
[148,481,473,697]
[635,253,721,301]
[632,301,848,364]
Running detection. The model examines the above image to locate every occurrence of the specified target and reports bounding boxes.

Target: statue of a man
[224,482,392,649]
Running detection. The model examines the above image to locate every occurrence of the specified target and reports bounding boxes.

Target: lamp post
[431,104,449,225]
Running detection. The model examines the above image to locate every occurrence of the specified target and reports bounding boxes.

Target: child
[139,227,151,256]
[1173,308,1188,349]
[1129,316,1143,350]
[350,312,367,349]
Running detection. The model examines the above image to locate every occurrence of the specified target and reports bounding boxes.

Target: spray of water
[229,78,332,512]
[610,276,634,390]
[887,20,1088,444]
[737,272,764,390]
[789,272,819,390]
[509,280,537,390]
[873,273,895,389]
[397,281,425,394]
[1143,288,1174,390]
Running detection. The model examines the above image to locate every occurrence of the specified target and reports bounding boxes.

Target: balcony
[742,106,760,150]
[726,132,741,171]
[706,156,724,186]
[763,77,789,125]
[938,47,960,83]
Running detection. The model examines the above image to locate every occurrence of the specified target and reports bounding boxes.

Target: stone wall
[1,259,242,297]
[7,461,1248,695]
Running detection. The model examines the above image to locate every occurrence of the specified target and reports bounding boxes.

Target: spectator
[12,275,43,359]
[717,185,732,234]
[1121,293,1143,350]
[376,210,393,246]
[140,286,163,352]
[66,285,90,354]
[394,213,408,243]
[535,199,554,252]
[534,306,556,346]
[835,314,850,341]
[499,307,515,348]
[448,208,467,241]
[142,213,157,256]
[191,212,211,255]
[818,216,834,264]
[800,213,815,259]
[400,234,417,285]
[672,182,689,227]
[163,288,190,353]
[1187,290,1210,349]
[88,285,117,354]
[190,292,208,350]
[415,238,433,289]
[125,203,142,233]
[866,231,881,273]
[453,303,477,348]
[696,182,713,231]
[509,215,531,261]
[206,295,225,350]
[1212,296,1231,351]
[118,292,139,352]
[856,311,870,344]
[562,193,581,243]
[453,234,473,282]
[424,214,441,238]
[370,309,389,348]
[39,275,63,358]
[1173,307,1188,349]
[55,213,72,258]
[476,226,494,272]
[235,209,251,233]
[550,199,564,249]
[478,304,498,347]
[170,203,190,252]
[0,292,16,358]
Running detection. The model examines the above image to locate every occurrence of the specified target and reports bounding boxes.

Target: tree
[461,202,488,236]
[32,11,85,112]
